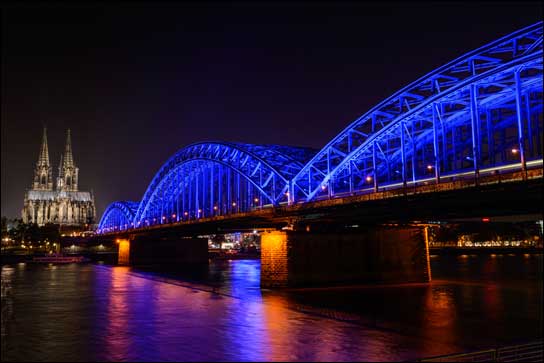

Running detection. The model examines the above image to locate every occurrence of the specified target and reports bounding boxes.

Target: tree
[9,221,27,243]
[25,223,41,244]
[40,223,60,243]
[1,217,8,241]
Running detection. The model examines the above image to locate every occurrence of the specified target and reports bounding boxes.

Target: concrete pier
[261,227,431,288]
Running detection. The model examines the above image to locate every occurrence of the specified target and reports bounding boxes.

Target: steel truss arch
[96,22,543,234]
[331,58,543,197]
[97,201,139,233]
[291,21,543,202]
[133,142,315,226]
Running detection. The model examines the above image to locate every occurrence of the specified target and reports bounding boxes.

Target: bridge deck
[97,167,542,238]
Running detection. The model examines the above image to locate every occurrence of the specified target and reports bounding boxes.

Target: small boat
[32,254,90,263]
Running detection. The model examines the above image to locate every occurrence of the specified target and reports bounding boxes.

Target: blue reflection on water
[1,255,542,362]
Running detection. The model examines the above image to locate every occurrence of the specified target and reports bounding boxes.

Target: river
[1,253,542,361]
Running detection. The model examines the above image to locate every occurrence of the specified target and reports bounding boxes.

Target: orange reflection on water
[426,288,456,328]
[419,284,459,355]
[260,293,386,361]
[483,284,500,321]
[104,267,131,361]
[260,294,292,361]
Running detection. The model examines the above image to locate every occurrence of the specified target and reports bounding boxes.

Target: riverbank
[4,247,542,265]
[208,250,260,260]
[429,246,543,255]
[1,252,118,265]
[1,250,260,265]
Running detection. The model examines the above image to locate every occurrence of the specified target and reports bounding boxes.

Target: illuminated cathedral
[21,128,96,227]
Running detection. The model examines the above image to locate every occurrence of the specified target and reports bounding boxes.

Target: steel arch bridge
[289,21,543,202]
[98,142,316,233]
[97,22,543,234]
[97,201,139,232]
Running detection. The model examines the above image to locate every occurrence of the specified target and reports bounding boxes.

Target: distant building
[21,128,96,228]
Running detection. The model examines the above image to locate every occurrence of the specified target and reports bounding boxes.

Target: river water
[1,253,542,361]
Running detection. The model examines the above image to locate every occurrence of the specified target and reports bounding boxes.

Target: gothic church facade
[22,128,96,227]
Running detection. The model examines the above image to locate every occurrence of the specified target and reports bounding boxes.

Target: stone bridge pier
[260,226,431,288]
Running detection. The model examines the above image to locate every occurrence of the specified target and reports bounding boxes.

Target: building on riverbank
[21,128,96,229]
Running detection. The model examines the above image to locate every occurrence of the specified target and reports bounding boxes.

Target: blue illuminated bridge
[98,22,543,234]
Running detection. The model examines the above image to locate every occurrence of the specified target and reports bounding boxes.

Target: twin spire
[34,127,78,192]
[37,127,74,170]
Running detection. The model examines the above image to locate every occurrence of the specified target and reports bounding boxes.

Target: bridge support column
[261,227,431,288]
[116,235,208,266]
[117,238,131,265]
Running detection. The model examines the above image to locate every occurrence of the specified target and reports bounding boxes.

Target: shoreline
[429,246,543,255]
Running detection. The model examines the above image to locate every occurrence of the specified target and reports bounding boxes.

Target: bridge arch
[133,142,315,226]
[96,23,543,234]
[97,201,139,234]
[291,22,543,202]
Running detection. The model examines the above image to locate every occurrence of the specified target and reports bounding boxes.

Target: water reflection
[1,254,542,362]
[103,267,131,361]
[1,266,15,356]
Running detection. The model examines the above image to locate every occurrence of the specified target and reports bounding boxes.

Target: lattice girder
[97,201,139,233]
[133,142,315,226]
[291,22,543,202]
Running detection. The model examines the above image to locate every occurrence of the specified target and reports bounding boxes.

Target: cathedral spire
[58,129,78,191]
[37,127,50,166]
[32,126,53,191]
[58,154,64,178]
[63,129,74,168]
[56,153,64,190]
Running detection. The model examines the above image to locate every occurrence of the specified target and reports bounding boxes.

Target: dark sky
[1,1,542,219]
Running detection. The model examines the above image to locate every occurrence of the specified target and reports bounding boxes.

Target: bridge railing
[308,161,543,203]
[418,340,543,362]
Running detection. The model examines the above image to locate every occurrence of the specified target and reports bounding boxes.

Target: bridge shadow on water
[123,259,263,301]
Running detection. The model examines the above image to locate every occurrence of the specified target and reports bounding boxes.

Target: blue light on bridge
[98,22,543,234]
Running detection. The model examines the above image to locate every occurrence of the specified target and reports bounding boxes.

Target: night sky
[1,1,542,219]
